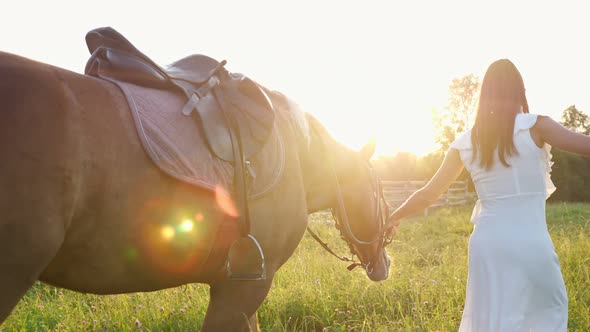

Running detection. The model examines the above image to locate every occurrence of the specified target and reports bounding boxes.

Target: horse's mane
[257,85,343,158]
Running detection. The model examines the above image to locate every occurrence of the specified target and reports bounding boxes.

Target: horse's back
[1,51,73,132]
[0,51,129,150]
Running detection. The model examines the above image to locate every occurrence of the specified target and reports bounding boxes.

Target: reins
[305,224,363,271]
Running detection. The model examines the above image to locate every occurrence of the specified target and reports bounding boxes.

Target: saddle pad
[112,80,285,197]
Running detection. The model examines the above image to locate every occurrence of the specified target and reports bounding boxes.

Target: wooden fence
[382,180,475,216]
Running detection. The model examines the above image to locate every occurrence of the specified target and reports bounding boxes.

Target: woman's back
[452,113,555,225]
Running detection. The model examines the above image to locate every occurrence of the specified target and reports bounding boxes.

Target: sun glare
[215,185,239,217]
[161,225,175,240]
[324,103,440,157]
[180,219,194,232]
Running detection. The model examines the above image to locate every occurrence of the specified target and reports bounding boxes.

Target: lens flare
[161,225,175,240]
[195,213,204,222]
[180,219,194,232]
[215,185,239,217]
[136,197,218,275]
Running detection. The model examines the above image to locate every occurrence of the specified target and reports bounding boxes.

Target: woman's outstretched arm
[386,148,464,234]
[535,115,590,156]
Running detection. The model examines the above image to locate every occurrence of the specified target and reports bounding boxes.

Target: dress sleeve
[515,113,556,198]
[514,113,539,132]
[450,130,472,150]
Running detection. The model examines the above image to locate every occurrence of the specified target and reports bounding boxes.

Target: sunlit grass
[1,204,589,331]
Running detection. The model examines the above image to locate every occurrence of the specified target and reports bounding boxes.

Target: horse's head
[304,114,392,281]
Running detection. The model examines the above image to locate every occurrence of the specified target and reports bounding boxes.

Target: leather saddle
[85,27,275,162]
[84,27,280,280]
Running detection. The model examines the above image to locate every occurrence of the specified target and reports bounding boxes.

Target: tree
[434,73,480,150]
[561,105,590,135]
[373,152,418,180]
[548,105,590,202]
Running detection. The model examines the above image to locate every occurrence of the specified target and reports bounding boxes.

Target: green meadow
[2,203,589,331]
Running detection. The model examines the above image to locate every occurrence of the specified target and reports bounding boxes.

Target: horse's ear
[360,139,376,160]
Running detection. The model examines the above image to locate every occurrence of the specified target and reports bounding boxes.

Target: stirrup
[226,234,266,281]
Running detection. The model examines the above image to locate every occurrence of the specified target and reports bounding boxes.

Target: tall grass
[1,203,589,331]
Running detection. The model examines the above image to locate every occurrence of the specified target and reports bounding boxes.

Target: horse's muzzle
[367,251,391,281]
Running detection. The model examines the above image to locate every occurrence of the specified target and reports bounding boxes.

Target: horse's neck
[268,104,349,213]
[300,123,349,213]
[268,90,310,158]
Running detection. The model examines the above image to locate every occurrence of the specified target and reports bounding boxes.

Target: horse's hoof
[226,234,266,281]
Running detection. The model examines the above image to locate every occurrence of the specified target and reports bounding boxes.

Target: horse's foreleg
[201,278,272,332]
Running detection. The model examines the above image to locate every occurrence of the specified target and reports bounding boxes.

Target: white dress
[451,113,568,332]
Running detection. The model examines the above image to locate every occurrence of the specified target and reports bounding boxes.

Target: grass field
[1,203,589,331]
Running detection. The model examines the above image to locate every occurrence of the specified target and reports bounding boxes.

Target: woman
[387,59,590,331]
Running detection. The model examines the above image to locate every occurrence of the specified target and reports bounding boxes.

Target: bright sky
[3,1,589,156]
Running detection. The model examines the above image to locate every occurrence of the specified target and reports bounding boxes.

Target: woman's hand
[385,214,401,237]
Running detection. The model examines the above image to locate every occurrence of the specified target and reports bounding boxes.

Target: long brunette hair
[471,59,529,169]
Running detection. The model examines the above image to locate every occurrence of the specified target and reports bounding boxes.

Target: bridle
[306,145,394,273]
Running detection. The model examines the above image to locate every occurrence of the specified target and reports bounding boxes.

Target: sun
[318,103,440,157]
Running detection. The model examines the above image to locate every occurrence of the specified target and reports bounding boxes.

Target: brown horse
[0,51,390,331]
